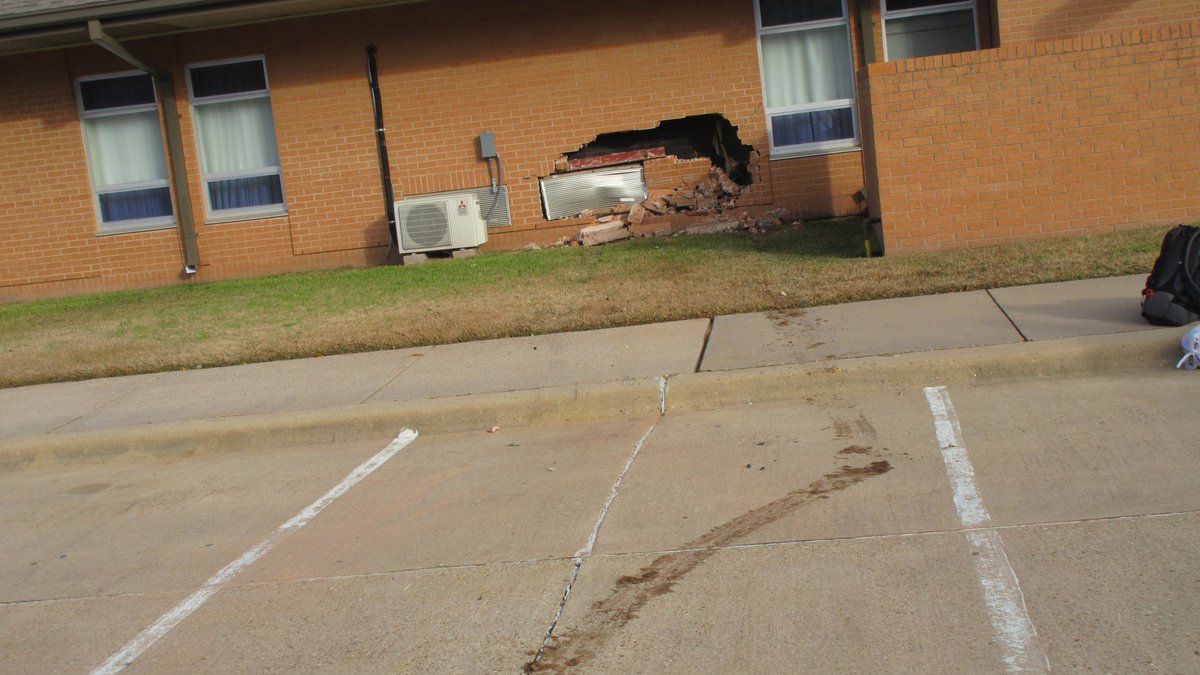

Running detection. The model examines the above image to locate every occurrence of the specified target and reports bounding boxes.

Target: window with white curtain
[187,57,285,219]
[755,0,858,156]
[883,0,978,61]
[77,72,174,232]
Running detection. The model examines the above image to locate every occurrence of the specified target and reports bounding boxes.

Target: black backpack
[1142,225,1200,326]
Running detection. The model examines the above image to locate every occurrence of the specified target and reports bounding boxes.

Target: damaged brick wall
[864,20,1200,254]
[2,0,875,299]
[373,0,775,251]
[644,157,717,194]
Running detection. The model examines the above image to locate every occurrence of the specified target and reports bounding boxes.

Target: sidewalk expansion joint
[659,375,668,415]
[693,317,715,373]
[360,351,426,404]
[986,288,1029,342]
[48,372,167,434]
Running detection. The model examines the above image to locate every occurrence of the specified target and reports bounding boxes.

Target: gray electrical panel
[479,132,497,159]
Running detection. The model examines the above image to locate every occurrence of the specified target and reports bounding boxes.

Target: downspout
[859,3,876,65]
[87,19,200,275]
[366,45,398,255]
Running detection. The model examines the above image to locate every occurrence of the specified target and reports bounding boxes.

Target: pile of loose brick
[642,165,743,216]
[561,165,792,248]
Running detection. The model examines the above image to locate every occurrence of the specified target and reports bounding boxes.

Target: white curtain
[761,25,854,109]
[194,97,280,175]
[82,111,168,187]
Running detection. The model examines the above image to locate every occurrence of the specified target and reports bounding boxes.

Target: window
[187,57,285,219]
[755,0,858,156]
[77,72,174,232]
[883,0,978,61]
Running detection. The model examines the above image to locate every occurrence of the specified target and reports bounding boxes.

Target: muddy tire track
[525,460,892,673]
[831,412,877,442]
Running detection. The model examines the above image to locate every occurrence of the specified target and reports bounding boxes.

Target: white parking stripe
[924,387,1048,673]
[91,429,419,675]
[925,387,991,527]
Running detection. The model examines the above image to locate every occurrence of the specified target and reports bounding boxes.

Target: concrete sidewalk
[0,274,1188,467]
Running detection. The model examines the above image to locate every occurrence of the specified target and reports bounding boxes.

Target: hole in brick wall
[565,114,754,186]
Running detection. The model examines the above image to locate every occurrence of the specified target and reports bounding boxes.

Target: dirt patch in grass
[0,218,1167,388]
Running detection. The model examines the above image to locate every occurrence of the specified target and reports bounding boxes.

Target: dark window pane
[208,174,283,211]
[772,107,855,147]
[759,0,843,27]
[99,186,172,223]
[887,10,976,60]
[80,74,155,111]
[885,0,963,11]
[190,60,268,98]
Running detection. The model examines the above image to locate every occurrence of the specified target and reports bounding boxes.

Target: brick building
[1,0,1197,300]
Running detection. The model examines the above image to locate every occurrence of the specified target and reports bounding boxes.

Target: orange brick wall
[1,54,105,292]
[864,21,1200,254]
[999,0,1200,44]
[768,151,865,218]
[1,0,875,301]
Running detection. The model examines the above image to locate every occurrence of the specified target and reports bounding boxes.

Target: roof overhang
[0,0,428,56]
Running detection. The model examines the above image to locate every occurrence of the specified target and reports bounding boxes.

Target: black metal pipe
[366,45,397,254]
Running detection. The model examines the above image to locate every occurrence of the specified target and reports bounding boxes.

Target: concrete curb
[669,328,1183,412]
[0,328,1184,470]
[0,378,663,471]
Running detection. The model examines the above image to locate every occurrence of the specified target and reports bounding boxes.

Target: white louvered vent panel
[473,186,511,228]
[540,165,647,220]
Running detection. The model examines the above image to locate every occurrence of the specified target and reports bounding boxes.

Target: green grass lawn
[0,217,1166,388]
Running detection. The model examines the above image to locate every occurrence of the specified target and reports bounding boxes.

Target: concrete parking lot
[3,369,1198,673]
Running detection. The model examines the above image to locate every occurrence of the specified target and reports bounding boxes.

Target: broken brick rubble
[578,219,631,246]
[654,166,742,215]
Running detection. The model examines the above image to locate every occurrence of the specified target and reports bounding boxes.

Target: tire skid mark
[832,418,854,440]
[855,414,878,440]
[525,460,892,673]
[831,413,875,442]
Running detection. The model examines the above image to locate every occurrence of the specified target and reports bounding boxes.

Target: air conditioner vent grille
[400,202,452,250]
[540,165,647,220]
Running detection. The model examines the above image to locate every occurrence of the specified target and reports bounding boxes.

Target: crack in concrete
[528,422,659,669]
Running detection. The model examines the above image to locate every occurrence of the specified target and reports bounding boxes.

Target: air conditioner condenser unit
[393,193,488,254]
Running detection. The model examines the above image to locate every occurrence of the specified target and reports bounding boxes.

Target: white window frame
[881,0,979,62]
[76,70,176,235]
[753,0,860,158]
[186,55,286,222]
